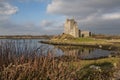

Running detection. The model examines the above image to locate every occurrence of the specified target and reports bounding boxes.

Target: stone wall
[64,19,91,38]
[81,31,91,37]
[64,19,79,38]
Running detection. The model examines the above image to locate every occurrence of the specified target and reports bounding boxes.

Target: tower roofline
[66,18,77,23]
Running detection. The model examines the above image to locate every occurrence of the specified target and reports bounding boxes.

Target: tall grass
[0,40,117,80]
[0,40,80,80]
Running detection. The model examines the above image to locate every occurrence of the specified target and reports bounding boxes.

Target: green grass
[76,62,114,80]
[73,57,120,68]
[51,37,108,45]
[52,34,120,46]
[74,38,95,42]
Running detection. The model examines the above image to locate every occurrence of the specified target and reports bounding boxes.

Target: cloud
[0,15,9,21]
[0,0,62,35]
[40,20,63,34]
[102,13,120,20]
[0,19,63,35]
[0,2,18,22]
[47,0,120,17]
[0,20,44,35]
[0,2,18,15]
[40,20,54,27]
[47,0,120,34]
[29,0,47,1]
[8,0,50,3]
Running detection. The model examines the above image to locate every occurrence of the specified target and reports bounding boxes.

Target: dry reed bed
[0,40,118,80]
[0,40,80,80]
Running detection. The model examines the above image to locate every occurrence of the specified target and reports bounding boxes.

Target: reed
[0,40,80,80]
[0,40,118,80]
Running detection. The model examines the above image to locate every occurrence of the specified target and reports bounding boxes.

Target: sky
[0,0,120,35]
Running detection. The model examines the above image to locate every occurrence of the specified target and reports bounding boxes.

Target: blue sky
[0,0,120,35]
[0,0,65,35]
[10,0,64,26]
[11,1,52,24]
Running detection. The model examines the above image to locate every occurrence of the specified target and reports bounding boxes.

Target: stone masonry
[64,18,91,38]
[64,19,79,38]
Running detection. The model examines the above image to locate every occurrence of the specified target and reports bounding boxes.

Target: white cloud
[102,13,120,20]
[0,15,9,21]
[0,2,18,15]
[17,0,49,3]
[0,19,63,35]
[47,0,120,17]
[40,20,54,27]
[47,0,120,34]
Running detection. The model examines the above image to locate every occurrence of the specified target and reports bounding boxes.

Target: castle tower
[64,19,79,38]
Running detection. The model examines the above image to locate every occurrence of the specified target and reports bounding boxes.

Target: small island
[41,19,120,51]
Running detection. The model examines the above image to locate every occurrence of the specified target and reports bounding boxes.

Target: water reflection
[0,39,114,60]
[54,46,114,59]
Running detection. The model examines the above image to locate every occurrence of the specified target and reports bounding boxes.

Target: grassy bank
[74,57,120,68]
[40,34,120,50]
[40,40,120,51]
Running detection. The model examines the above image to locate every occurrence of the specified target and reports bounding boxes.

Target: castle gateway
[64,19,91,38]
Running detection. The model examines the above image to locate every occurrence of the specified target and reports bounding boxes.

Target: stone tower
[64,19,79,38]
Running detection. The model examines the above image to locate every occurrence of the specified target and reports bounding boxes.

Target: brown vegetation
[0,35,52,39]
[0,41,80,80]
[0,40,119,80]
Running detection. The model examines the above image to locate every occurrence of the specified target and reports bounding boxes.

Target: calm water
[0,39,115,60]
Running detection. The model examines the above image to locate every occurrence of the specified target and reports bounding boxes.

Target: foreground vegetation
[0,40,120,80]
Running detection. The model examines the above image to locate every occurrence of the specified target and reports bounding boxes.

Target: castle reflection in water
[55,46,94,57]
[54,46,112,59]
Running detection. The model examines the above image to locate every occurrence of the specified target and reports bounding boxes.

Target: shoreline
[0,35,52,39]
[40,40,120,51]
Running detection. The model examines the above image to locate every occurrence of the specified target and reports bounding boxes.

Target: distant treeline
[0,35,53,39]
[92,34,120,39]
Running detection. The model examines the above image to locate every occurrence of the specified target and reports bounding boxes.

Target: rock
[89,65,101,71]
[108,54,112,58]
[113,63,117,68]
[99,45,102,48]
[109,46,112,50]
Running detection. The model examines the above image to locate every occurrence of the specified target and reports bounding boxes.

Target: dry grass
[0,40,80,80]
[0,40,119,80]
[0,55,80,80]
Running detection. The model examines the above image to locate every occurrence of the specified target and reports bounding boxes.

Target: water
[54,46,114,59]
[0,39,114,60]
